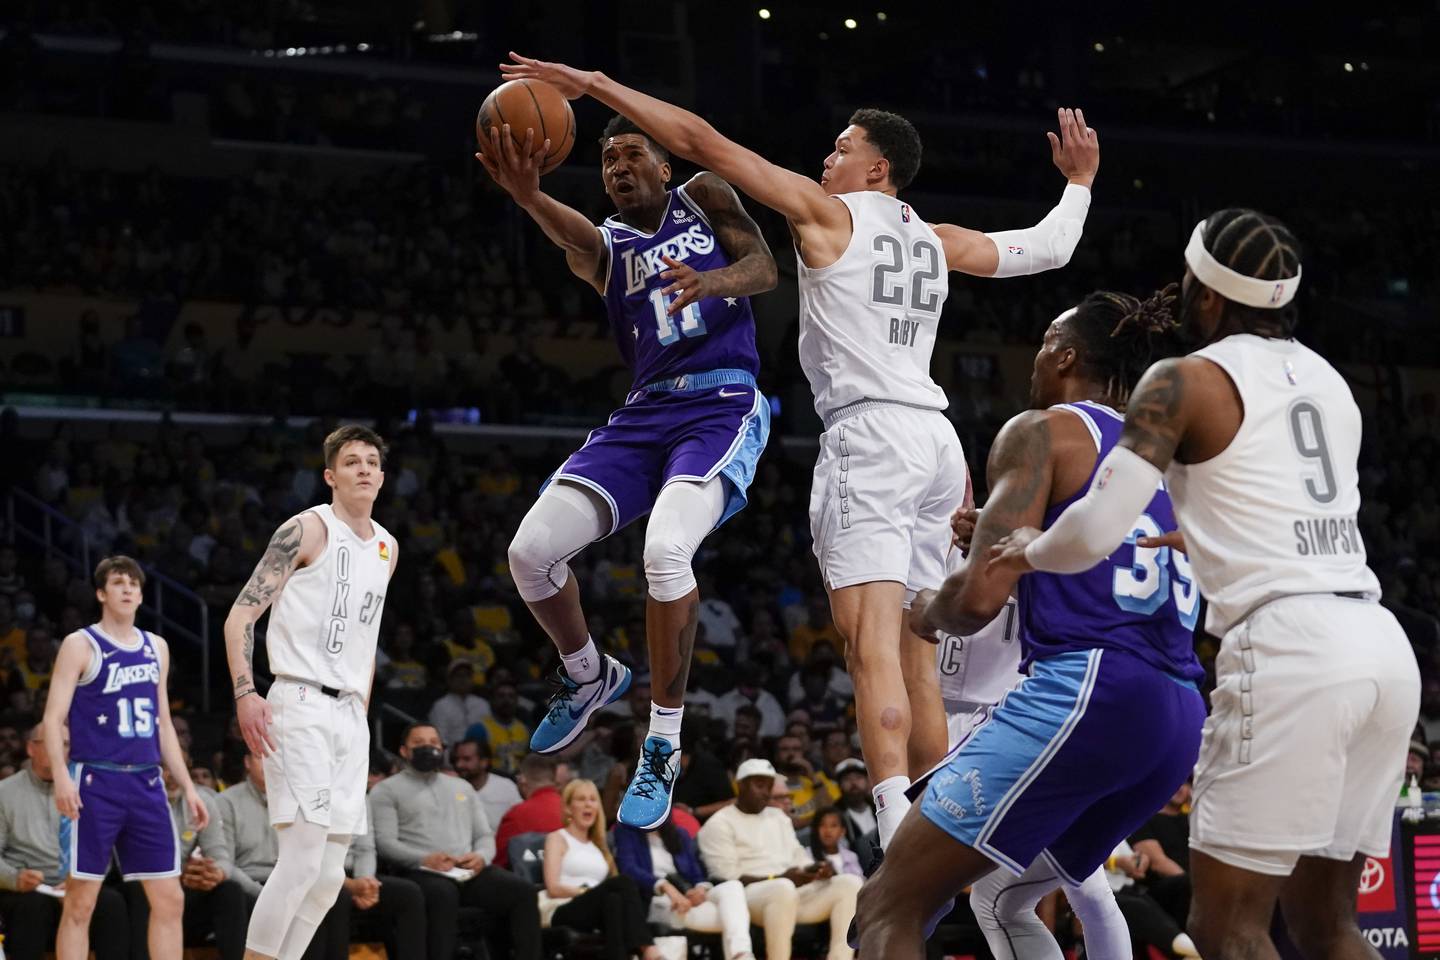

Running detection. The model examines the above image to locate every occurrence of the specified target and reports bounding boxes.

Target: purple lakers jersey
[1018,401,1204,681]
[70,625,163,766]
[599,184,760,389]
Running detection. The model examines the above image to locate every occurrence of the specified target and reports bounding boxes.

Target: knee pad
[644,480,725,602]
[509,481,610,603]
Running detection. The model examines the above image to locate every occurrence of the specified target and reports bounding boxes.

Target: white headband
[1184,219,1301,309]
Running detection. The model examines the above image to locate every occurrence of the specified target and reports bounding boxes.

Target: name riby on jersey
[622,224,716,295]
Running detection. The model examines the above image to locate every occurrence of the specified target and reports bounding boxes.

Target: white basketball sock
[561,637,601,683]
[872,775,912,850]
[648,702,683,748]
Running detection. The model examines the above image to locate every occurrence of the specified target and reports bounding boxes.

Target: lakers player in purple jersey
[851,291,1207,958]
[42,556,207,960]
[477,115,776,828]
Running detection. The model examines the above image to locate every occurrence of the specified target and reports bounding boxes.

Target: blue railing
[6,487,213,712]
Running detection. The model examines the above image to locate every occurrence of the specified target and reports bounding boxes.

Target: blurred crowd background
[0,3,1437,958]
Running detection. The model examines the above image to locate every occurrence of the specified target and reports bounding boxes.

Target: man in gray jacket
[123,755,247,960]
[0,724,129,960]
[369,723,540,960]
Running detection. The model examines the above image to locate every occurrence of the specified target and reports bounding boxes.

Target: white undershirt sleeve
[986,183,1091,277]
[1022,446,1162,574]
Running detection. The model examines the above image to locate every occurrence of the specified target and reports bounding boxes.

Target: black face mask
[409,746,444,773]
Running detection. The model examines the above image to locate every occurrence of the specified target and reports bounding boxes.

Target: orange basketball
[476,79,576,175]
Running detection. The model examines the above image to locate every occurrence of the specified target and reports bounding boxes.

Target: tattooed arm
[225,512,324,755]
[913,411,1056,638]
[989,358,1201,576]
[654,171,779,315]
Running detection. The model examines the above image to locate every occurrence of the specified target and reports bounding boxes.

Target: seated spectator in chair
[217,749,349,960]
[429,661,492,748]
[369,723,540,960]
[775,733,839,828]
[699,759,860,960]
[672,720,736,822]
[543,779,663,960]
[0,724,129,960]
[615,813,754,960]
[1099,841,1200,959]
[124,758,246,960]
[494,753,565,868]
[833,759,876,846]
[452,737,523,830]
[808,809,862,879]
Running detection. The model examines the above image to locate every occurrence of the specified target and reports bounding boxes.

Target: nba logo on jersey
[1270,282,1286,305]
[378,541,390,561]
[900,204,911,222]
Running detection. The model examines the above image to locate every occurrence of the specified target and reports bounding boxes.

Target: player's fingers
[1046,131,1061,157]
[666,290,696,315]
[660,254,684,269]
[1076,107,1087,132]
[660,280,682,296]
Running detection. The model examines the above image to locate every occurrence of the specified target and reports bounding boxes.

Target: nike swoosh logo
[718,389,749,398]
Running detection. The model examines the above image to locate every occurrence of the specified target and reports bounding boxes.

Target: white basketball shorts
[264,677,370,835]
[1189,594,1420,876]
[808,402,967,601]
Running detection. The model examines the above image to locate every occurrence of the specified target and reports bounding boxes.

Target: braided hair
[1189,208,1303,337]
[1062,286,1187,407]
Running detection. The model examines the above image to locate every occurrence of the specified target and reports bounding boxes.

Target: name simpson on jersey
[102,660,161,694]
[622,224,715,295]
[1294,515,1363,557]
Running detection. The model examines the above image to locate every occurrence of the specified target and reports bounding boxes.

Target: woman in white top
[544,779,662,960]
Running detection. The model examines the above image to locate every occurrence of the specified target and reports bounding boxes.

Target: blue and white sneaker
[529,655,631,754]
[618,736,682,830]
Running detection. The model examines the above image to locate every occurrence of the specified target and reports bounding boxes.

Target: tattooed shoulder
[1121,358,1187,469]
[235,516,306,608]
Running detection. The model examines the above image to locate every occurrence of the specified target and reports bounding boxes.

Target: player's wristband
[234,689,258,702]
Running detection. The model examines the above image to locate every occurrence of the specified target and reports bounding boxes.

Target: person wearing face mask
[368,723,541,960]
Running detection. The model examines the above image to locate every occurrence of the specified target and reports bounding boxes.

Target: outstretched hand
[1047,107,1099,187]
[499,52,596,100]
[474,124,550,204]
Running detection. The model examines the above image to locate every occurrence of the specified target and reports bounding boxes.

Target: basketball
[476,79,576,175]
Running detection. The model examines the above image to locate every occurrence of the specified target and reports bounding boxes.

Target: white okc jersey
[936,597,1022,711]
[266,503,394,694]
[1166,334,1380,635]
[796,191,949,417]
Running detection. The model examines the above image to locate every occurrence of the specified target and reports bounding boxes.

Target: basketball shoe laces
[543,671,582,723]
[630,739,676,799]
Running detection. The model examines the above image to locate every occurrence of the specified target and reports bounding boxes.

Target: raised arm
[653,172,778,316]
[226,512,323,756]
[475,125,608,295]
[989,357,1203,576]
[913,411,1057,637]
[932,108,1098,277]
[499,53,846,233]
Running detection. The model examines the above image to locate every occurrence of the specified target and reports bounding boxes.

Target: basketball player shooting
[499,50,1099,847]
[989,211,1422,960]
[224,425,398,960]
[477,110,777,830]
[43,556,206,960]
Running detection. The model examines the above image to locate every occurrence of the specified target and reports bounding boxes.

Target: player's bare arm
[656,172,778,315]
[42,632,95,819]
[362,539,400,713]
[225,511,323,755]
[499,53,850,240]
[932,108,1099,277]
[913,411,1056,638]
[988,357,1214,576]
[152,634,208,829]
[475,123,607,294]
